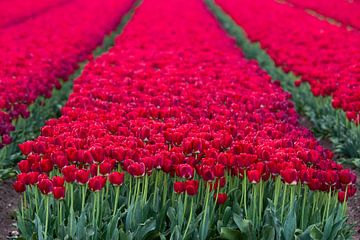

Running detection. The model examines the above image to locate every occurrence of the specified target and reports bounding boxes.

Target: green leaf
[310,226,323,240]
[223,207,232,225]
[199,208,211,240]
[323,213,334,240]
[143,230,162,240]
[233,214,255,239]
[34,214,44,240]
[220,227,245,240]
[134,218,156,240]
[170,225,181,240]
[283,203,296,240]
[106,212,120,240]
[76,210,87,240]
[260,225,275,240]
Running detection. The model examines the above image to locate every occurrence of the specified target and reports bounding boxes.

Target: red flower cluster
[0,0,134,147]
[288,0,360,30]
[216,0,360,123]
[0,0,69,28]
[14,0,356,205]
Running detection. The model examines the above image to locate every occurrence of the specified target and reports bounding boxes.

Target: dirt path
[0,180,19,240]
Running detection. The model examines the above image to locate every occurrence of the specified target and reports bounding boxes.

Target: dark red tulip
[247,169,261,184]
[88,176,107,192]
[75,169,90,185]
[53,186,65,200]
[108,172,125,186]
[128,162,145,177]
[38,179,53,195]
[174,181,186,193]
[13,181,26,193]
[214,193,228,204]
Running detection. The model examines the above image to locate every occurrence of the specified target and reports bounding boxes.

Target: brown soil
[0,180,19,240]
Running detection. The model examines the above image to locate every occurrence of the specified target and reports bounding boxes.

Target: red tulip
[13,181,26,193]
[18,141,33,155]
[27,172,40,185]
[88,176,107,192]
[338,191,346,203]
[214,193,228,204]
[176,164,194,179]
[62,165,77,182]
[281,168,298,185]
[214,164,225,177]
[201,165,215,181]
[75,169,90,185]
[40,158,53,172]
[247,169,261,183]
[52,176,65,187]
[108,172,125,186]
[339,169,353,185]
[128,162,145,177]
[53,186,65,200]
[38,179,53,195]
[174,181,186,194]
[99,161,113,175]
[18,160,31,173]
[185,180,199,196]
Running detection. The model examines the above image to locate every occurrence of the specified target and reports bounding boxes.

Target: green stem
[70,184,74,235]
[143,174,149,205]
[201,184,210,238]
[243,171,248,219]
[113,186,120,216]
[273,177,280,209]
[324,187,332,222]
[181,193,188,227]
[183,197,194,240]
[281,184,288,222]
[301,187,307,229]
[153,171,159,208]
[44,196,49,239]
[128,176,132,206]
[258,180,264,224]
[162,173,168,207]
[96,191,101,226]
[81,185,86,211]
[252,184,257,225]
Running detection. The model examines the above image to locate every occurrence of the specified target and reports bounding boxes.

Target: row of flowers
[0,0,134,147]
[14,0,357,238]
[0,0,68,28]
[287,0,360,30]
[215,0,360,124]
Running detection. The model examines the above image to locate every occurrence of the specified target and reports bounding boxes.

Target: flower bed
[14,0,357,239]
[215,0,360,124]
[287,0,360,30]
[0,0,69,28]
[0,0,134,148]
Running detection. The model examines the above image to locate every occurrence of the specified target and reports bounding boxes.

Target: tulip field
[0,0,359,239]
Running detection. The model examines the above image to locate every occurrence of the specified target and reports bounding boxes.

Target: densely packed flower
[287,0,360,30]
[0,0,68,28]
[0,0,134,147]
[13,0,357,238]
[215,0,360,124]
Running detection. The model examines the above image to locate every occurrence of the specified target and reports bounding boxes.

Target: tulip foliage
[287,0,360,30]
[13,0,357,239]
[0,0,134,148]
